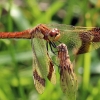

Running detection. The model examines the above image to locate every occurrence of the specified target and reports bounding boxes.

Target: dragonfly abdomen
[0,29,31,39]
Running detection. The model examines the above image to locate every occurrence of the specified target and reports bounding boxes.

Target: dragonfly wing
[32,38,49,94]
[47,53,56,84]
[32,38,56,93]
[57,43,77,100]
[33,59,45,94]
[60,64,77,100]
[47,24,100,55]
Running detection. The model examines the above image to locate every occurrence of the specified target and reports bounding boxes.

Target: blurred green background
[0,0,100,100]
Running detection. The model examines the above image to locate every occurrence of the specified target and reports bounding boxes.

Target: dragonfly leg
[49,42,57,54]
[49,41,57,48]
[46,41,57,54]
[46,42,49,51]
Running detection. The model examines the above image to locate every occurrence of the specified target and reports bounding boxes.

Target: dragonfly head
[48,28,60,41]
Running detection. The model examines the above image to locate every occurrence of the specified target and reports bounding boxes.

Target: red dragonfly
[57,43,77,100]
[0,24,100,55]
[0,24,100,93]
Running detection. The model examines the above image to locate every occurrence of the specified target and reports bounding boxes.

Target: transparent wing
[33,58,45,94]
[47,24,100,55]
[32,38,56,94]
[60,64,77,100]
[57,43,77,100]
[47,52,56,85]
[32,38,48,94]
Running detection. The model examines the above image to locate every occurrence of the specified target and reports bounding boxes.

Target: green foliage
[0,0,100,100]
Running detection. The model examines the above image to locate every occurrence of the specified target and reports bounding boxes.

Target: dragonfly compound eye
[49,28,60,41]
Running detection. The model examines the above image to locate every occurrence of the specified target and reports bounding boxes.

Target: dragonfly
[57,43,77,100]
[0,24,100,93]
[0,24,100,55]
